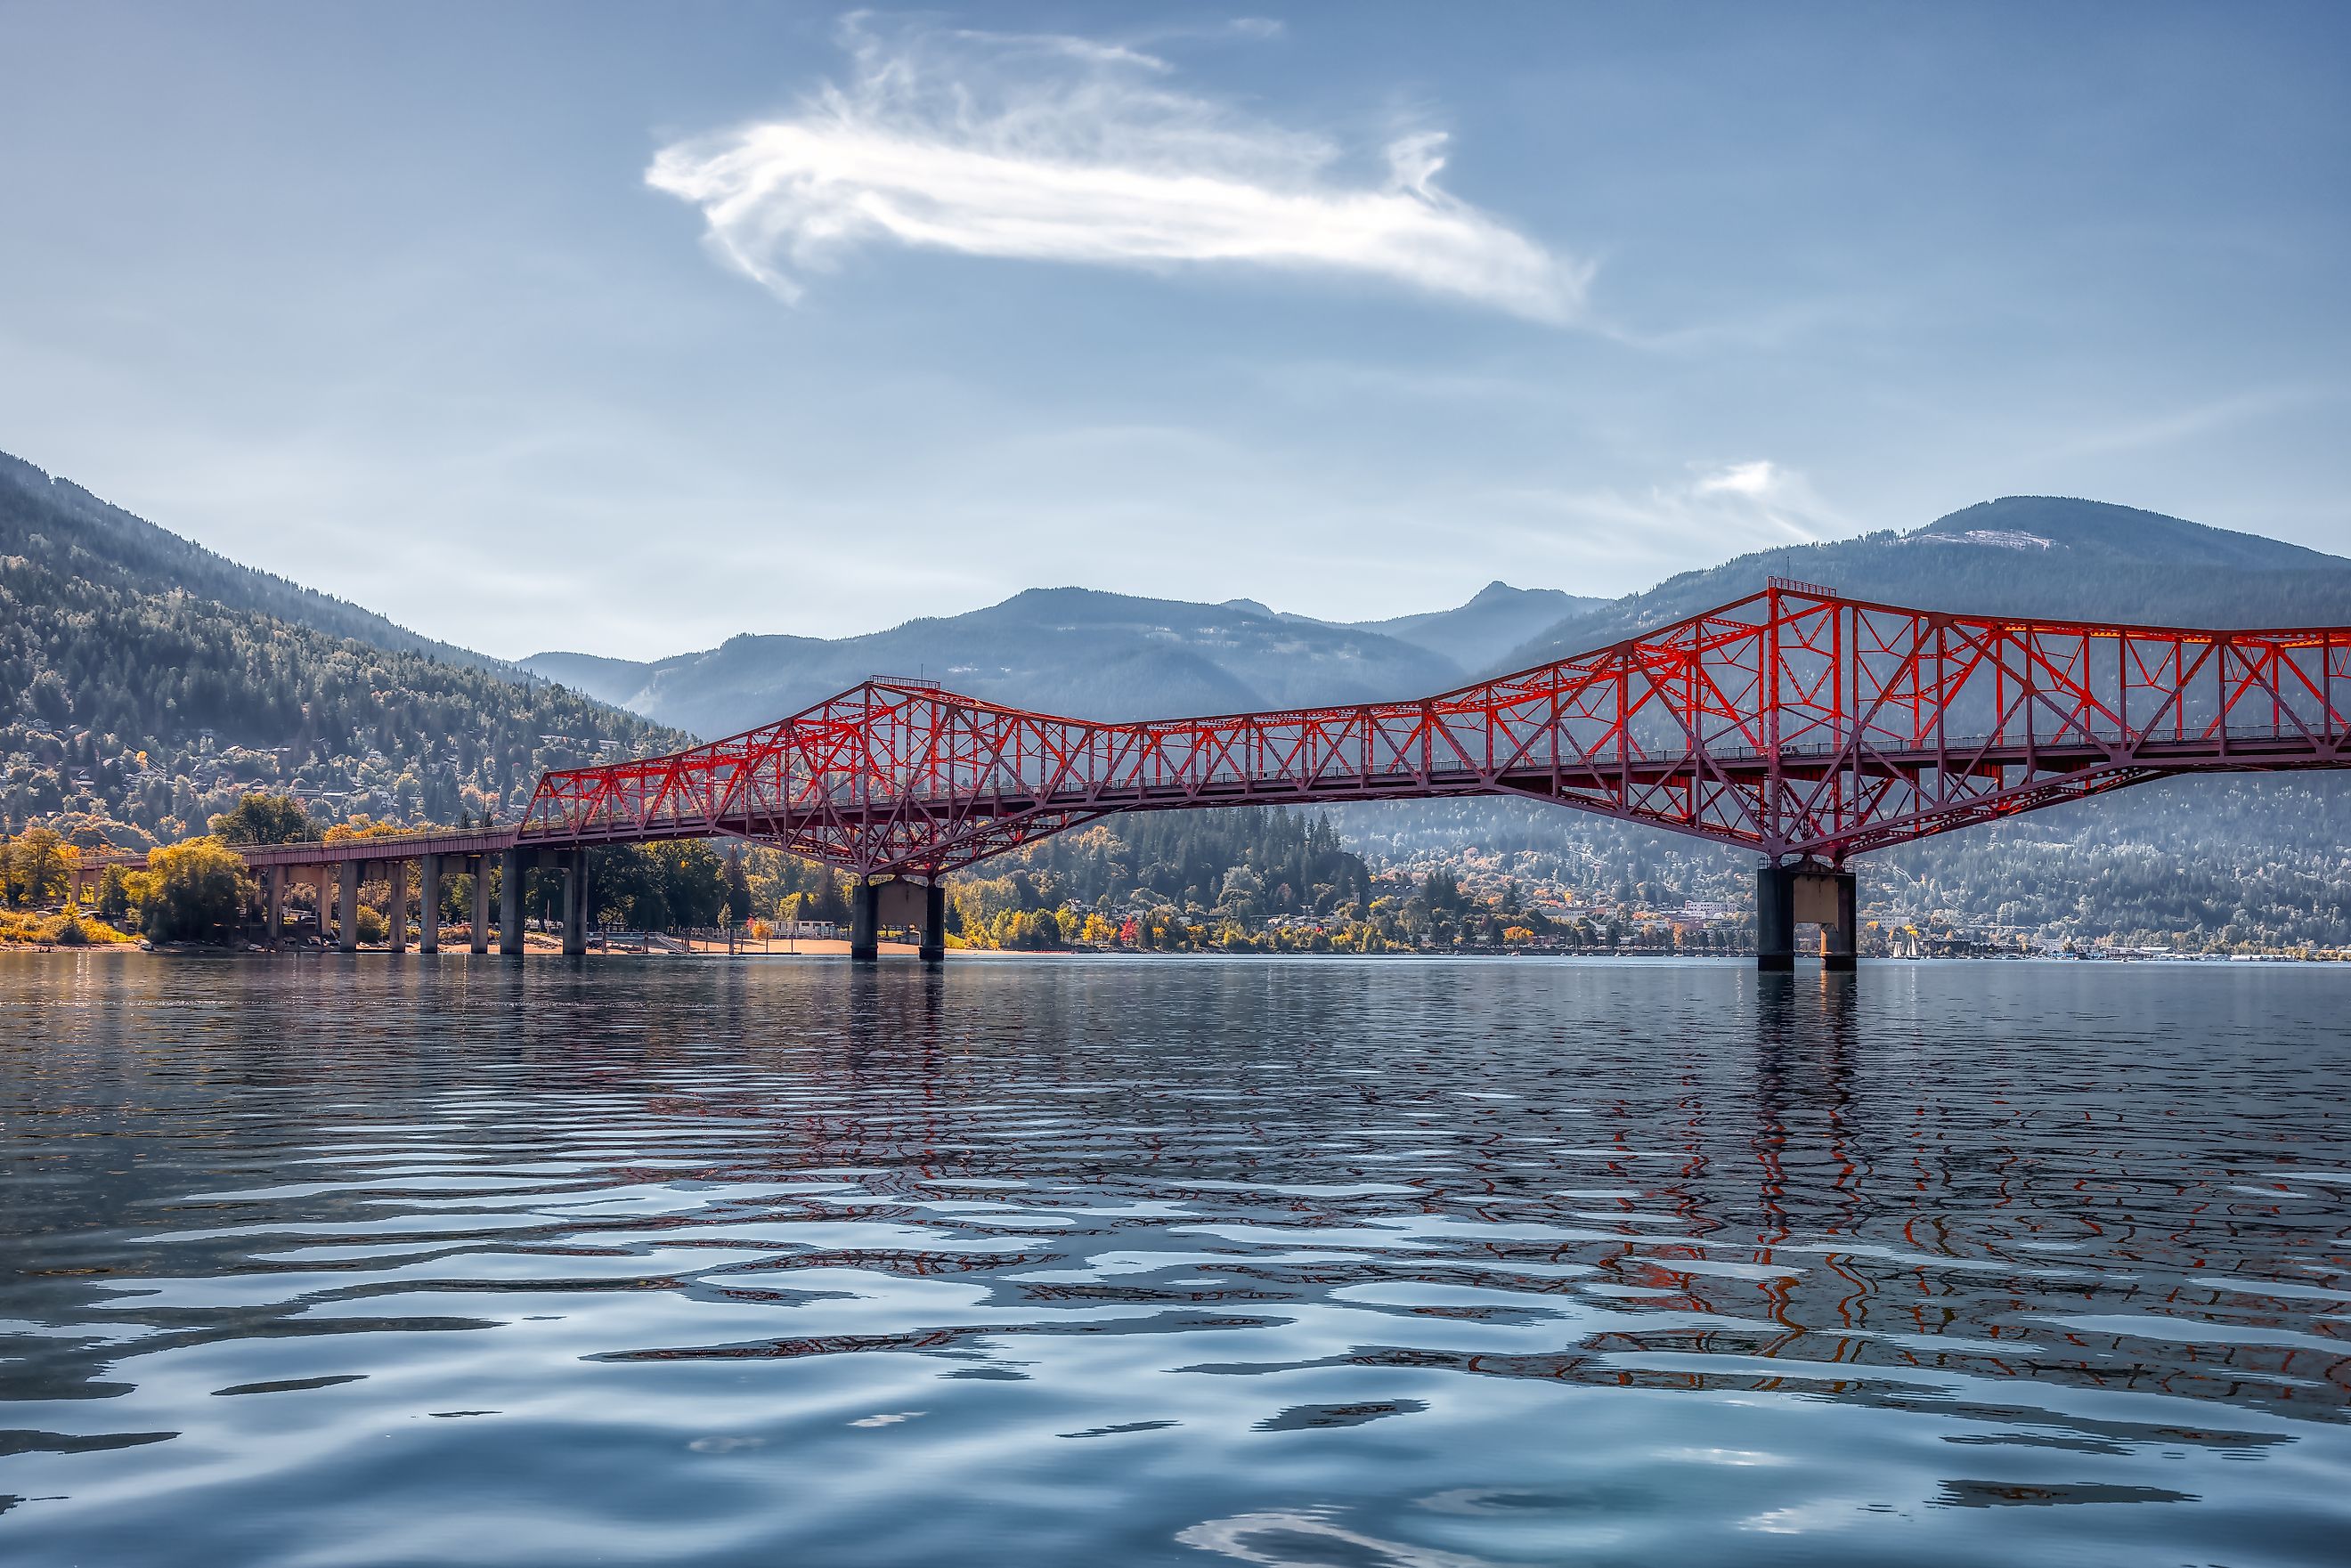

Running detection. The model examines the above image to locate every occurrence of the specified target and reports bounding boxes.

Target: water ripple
[1,956,2347,1564]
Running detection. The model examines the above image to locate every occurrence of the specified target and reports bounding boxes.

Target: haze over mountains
[523,582,1605,741]
[527,495,2351,740]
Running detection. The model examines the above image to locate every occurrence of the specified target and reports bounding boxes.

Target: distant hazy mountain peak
[1350,580,1607,671]
[1465,580,1534,604]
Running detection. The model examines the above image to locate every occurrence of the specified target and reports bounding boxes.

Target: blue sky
[1,3,2345,659]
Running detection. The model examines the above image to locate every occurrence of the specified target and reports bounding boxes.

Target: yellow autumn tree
[130,838,254,943]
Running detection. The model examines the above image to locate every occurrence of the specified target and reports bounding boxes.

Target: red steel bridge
[118,581,2344,967]
[510,580,2350,967]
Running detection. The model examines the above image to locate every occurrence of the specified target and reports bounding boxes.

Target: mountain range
[4,440,2348,951]
[523,581,1604,740]
[525,495,2351,740]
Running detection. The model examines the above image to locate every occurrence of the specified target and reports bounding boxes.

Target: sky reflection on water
[2,955,2347,1565]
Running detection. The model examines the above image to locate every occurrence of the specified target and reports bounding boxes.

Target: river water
[1,955,2346,1566]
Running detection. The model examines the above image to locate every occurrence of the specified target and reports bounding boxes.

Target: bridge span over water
[96,581,2351,969]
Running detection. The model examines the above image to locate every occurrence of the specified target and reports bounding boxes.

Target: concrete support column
[1821,870,1859,972]
[469,857,491,954]
[850,878,878,963]
[919,881,947,964]
[419,854,440,955]
[338,860,360,952]
[500,848,525,956]
[386,860,409,954]
[265,865,285,946]
[561,849,588,956]
[1758,864,1860,971]
[1756,865,1795,971]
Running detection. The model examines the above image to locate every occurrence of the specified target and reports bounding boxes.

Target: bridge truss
[519,581,2351,877]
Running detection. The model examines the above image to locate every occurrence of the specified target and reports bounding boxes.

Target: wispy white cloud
[1693,459,1780,500]
[1486,459,1846,570]
[646,15,1590,321]
[1687,459,1843,540]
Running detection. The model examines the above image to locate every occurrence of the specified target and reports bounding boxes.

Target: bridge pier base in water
[338,860,360,953]
[500,848,525,956]
[264,865,284,945]
[1821,874,1859,971]
[469,857,491,954]
[562,849,588,956]
[850,878,878,963]
[919,881,946,965]
[388,860,410,954]
[418,854,440,955]
[1757,865,1858,971]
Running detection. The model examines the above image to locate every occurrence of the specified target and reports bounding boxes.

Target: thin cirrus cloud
[1690,459,1841,541]
[645,18,1591,322]
[1486,460,1842,573]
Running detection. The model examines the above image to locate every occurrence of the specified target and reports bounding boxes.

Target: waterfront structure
[72,583,2351,968]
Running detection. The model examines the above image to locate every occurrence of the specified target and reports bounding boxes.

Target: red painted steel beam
[513,582,2351,875]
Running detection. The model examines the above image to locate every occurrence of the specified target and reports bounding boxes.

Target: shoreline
[4,941,2344,965]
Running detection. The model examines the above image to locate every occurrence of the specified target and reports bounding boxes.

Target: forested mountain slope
[1,451,500,670]
[0,454,676,848]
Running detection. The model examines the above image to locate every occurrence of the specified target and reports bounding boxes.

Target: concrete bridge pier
[920,881,947,965]
[338,860,360,953]
[387,860,409,954]
[469,857,491,954]
[264,865,285,945]
[850,878,878,963]
[419,854,441,955]
[1757,866,1794,971]
[1756,864,1858,971]
[499,848,525,955]
[561,849,588,956]
[1821,877,1859,971]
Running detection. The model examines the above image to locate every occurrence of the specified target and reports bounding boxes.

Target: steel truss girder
[520,583,2351,873]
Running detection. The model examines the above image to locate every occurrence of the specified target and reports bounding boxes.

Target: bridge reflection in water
[4,960,2345,1561]
[9,963,2341,1561]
